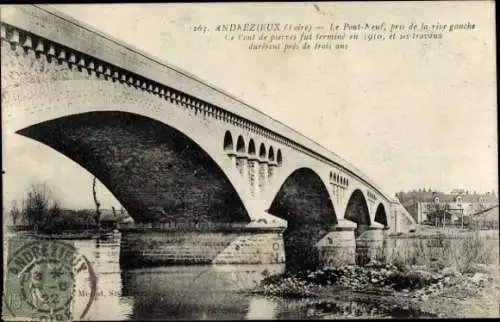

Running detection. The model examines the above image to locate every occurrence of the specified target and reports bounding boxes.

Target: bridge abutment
[118,223,285,268]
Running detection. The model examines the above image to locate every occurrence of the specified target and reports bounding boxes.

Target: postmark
[3,238,97,321]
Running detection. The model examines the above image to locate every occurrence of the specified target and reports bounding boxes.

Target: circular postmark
[4,239,97,321]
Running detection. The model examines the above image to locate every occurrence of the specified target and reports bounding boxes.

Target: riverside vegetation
[7,182,122,233]
[251,229,499,318]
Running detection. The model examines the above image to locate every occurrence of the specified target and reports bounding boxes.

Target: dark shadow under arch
[236,135,245,154]
[344,189,371,237]
[248,139,256,155]
[268,167,337,273]
[223,131,233,152]
[374,203,388,226]
[259,143,266,158]
[16,111,250,224]
[268,146,274,161]
[277,149,282,165]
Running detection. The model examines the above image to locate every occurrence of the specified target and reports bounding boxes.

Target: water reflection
[72,237,134,320]
[7,233,436,320]
[120,264,284,320]
[69,235,285,320]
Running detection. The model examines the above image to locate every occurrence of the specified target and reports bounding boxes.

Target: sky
[2,2,497,210]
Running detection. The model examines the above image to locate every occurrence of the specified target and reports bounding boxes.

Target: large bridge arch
[16,111,252,224]
[2,78,262,223]
[267,167,337,272]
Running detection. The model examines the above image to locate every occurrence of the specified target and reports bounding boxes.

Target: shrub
[386,230,499,273]
[385,270,437,290]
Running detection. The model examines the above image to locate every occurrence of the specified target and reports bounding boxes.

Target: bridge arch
[268,167,337,272]
[16,111,252,225]
[223,131,233,152]
[374,203,388,227]
[344,189,371,236]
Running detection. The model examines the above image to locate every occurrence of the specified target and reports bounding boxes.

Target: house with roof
[397,189,498,224]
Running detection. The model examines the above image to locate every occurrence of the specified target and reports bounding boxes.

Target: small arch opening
[268,146,275,161]
[259,143,266,158]
[277,149,283,165]
[248,139,256,155]
[334,173,337,182]
[223,131,233,152]
[236,135,245,153]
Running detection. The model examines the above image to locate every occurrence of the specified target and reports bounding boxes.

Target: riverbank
[5,228,120,240]
[251,261,499,318]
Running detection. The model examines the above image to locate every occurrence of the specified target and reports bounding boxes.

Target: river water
[6,233,435,320]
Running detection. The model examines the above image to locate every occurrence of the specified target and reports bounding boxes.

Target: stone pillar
[227,152,237,168]
[248,157,259,197]
[268,161,277,182]
[355,222,385,265]
[236,154,248,183]
[317,219,357,267]
[258,159,268,193]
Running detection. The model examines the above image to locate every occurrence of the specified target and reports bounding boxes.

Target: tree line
[8,181,106,233]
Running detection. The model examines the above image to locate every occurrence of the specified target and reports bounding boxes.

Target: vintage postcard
[1,2,498,320]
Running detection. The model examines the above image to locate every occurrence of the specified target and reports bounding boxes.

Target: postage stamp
[3,238,97,321]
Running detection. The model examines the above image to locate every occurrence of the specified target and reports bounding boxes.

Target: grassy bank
[251,229,499,317]
[386,229,499,273]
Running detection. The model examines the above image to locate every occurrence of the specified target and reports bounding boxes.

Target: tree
[9,200,23,225]
[22,183,61,232]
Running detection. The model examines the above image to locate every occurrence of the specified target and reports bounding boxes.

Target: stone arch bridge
[1,5,415,271]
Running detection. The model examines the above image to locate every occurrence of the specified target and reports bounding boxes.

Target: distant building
[397,189,498,224]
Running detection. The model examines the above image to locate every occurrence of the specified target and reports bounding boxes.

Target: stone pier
[355,222,386,265]
[317,219,357,266]
[119,222,285,268]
